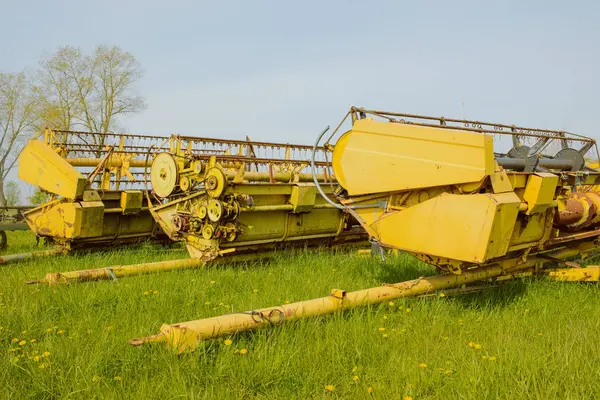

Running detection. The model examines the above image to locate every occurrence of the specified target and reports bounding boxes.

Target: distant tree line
[0,45,146,205]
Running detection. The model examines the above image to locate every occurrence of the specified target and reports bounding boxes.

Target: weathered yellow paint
[120,191,143,215]
[523,173,559,215]
[546,266,600,281]
[24,200,104,239]
[18,139,88,199]
[290,184,317,212]
[369,192,521,263]
[332,119,494,195]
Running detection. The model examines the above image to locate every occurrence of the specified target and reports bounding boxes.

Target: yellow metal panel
[523,173,559,215]
[79,201,104,237]
[546,266,600,281]
[490,170,513,193]
[368,192,521,263]
[24,200,104,239]
[509,211,548,247]
[18,139,88,199]
[120,191,143,215]
[332,119,494,195]
[290,184,317,212]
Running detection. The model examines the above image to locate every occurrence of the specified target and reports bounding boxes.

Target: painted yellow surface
[368,192,521,263]
[523,173,559,215]
[18,140,88,200]
[332,119,494,195]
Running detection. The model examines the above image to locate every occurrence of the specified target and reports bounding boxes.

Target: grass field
[2,231,600,399]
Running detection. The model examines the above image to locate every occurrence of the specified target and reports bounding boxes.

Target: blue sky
[2,0,599,144]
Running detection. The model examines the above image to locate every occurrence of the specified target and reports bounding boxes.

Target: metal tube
[130,260,531,352]
[497,157,575,171]
[27,258,204,285]
[0,248,66,265]
[130,241,595,352]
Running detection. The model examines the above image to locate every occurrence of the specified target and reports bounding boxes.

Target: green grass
[2,231,600,399]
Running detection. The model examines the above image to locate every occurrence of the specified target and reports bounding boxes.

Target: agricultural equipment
[7,129,169,264]
[132,107,600,352]
[0,206,32,249]
[27,133,366,284]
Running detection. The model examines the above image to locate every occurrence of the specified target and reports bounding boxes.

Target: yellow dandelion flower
[239,348,248,355]
[489,356,497,361]
[11,338,18,343]
[382,334,388,338]
[114,376,123,381]
[474,344,482,350]
[57,330,64,335]
[143,291,149,295]
[368,387,374,393]
[284,300,290,304]
[439,292,446,297]
[33,355,40,362]
[418,363,427,368]
[18,340,26,346]
[537,332,543,336]
[404,396,413,400]
[43,352,50,357]
[353,375,359,382]
[388,301,395,306]
[468,342,475,348]
[482,355,488,360]
[210,280,216,285]
[378,327,386,332]
[153,290,159,295]
[224,339,232,346]
[253,289,258,294]
[325,385,334,392]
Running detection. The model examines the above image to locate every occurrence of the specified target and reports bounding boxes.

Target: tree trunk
[0,181,6,206]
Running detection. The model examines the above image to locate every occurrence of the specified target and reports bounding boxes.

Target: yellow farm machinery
[19,130,366,283]
[129,107,600,352]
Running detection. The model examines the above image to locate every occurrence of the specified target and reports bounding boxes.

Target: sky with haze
[2,0,599,152]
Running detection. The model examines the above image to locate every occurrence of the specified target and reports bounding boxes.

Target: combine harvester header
[132,107,600,352]
[25,131,366,284]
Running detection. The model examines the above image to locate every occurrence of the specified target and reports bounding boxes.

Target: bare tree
[0,72,39,205]
[37,45,146,146]
[37,46,84,131]
[5,181,21,206]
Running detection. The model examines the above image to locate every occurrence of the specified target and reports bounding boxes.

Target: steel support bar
[26,257,205,285]
[0,248,66,265]
[130,261,534,353]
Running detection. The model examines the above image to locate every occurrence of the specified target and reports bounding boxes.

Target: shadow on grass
[375,253,529,311]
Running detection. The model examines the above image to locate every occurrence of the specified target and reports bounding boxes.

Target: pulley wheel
[172,214,184,232]
[224,222,237,242]
[180,176,191,192]
[196,204,207,219]
[202,224,215,240]
[207,199,223,222]
[150,153,178,198]
[205,167,227,198]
